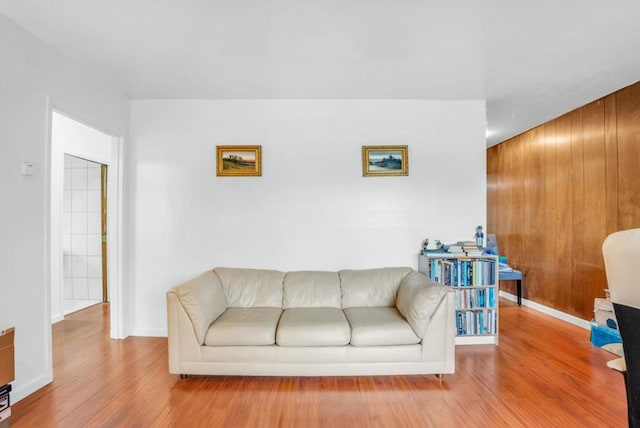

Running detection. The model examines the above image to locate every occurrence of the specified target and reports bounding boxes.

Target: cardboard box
[0,328,15,386]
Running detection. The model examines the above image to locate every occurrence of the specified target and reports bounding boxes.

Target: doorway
[50,110,124,339]
[62,155,108,315]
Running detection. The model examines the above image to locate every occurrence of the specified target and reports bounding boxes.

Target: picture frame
[362,145,408,177]
[216,145,262,177]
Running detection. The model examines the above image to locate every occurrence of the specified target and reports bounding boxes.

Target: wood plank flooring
[10,300,628,427]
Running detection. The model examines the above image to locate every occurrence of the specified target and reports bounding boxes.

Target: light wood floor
[10,300,627,427]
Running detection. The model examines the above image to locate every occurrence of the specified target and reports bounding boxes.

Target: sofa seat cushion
[276,308,351,347]
[344,307,420,347]
[204,307,282,346]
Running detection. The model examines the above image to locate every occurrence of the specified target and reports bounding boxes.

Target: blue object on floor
[590,321,622,347]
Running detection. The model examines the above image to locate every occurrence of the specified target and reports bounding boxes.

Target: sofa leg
[180,374,188,379]
[435,374,445,382]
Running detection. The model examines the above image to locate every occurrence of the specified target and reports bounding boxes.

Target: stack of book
[458,241,484,256]
[446,244,464,254]
[0,384,11,424]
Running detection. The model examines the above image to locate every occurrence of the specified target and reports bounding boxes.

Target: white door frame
[49,108,125,339]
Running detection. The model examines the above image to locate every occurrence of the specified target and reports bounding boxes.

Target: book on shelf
[455,288,496,309]
[425,257,496,287]
[455,309,496,335]
[470,288,491,308]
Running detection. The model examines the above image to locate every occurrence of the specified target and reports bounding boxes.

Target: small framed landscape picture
[362,145,408,177]
[216,145,262,177]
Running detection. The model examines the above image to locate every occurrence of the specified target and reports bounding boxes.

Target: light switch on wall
[21,161,35,176]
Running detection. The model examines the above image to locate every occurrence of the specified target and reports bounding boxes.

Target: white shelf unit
[418,254,499,345]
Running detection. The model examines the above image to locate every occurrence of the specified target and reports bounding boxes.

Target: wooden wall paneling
[494,139,507,295]
[616,83,640,230]
[501,138,515,296]
[489,137,520,296]
[554,113,573,315]
[487,146,499,237]
[498,142,508,239]
[503,137,517,296]
[487,81,640,320]
[496,142,508,237]
[604,94,619,236]
[511,135,526,280]
[523,126,546,302]
[489,135,528,298]
[581,99,608,319]
[542,122,558,308]
[500,142,510,244]
[570,109,586,317]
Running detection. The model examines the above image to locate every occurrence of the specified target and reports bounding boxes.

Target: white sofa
[166,267,455,377]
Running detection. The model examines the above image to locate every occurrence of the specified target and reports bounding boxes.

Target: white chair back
[602,228,640,428]
[602,228,640,309]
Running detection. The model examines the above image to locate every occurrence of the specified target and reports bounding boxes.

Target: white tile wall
[87,168,101,190]
[88,278,103,300]
[87,234,102,256]
[63,155,104,305]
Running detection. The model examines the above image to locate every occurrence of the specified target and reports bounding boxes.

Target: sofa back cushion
[283,271,341,308]
[339,267,412,308]
[214,267,285,308]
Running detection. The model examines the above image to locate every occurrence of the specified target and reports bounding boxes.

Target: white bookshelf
[419,253,499,345]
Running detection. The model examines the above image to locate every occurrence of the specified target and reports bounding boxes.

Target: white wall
[0,13,129,401]
[129,99,486,336]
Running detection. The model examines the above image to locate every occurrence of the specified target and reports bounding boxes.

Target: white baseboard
[499,291,591,330]
[130,327,167,337]
[11,371,53,403]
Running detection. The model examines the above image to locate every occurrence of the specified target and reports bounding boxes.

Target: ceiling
[2,0,640,146]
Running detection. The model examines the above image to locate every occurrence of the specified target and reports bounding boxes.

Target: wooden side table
[499,270,523,305]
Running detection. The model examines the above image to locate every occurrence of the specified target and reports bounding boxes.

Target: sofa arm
[396,270,449,338]
[167,270,228,345]
[167,292,202,373]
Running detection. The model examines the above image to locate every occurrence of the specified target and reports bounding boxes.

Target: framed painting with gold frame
[362,145,408,177]
[216,145,262,176]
